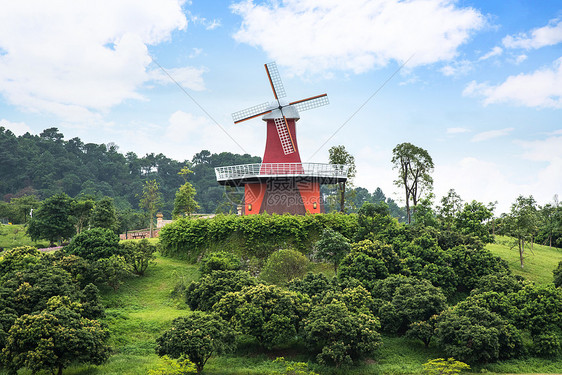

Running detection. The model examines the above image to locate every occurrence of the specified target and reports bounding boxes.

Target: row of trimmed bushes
[159,213,359,261]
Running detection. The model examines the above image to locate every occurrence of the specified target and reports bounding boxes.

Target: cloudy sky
[0,0,561,213]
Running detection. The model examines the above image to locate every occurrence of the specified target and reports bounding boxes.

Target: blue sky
[0,0,561,213]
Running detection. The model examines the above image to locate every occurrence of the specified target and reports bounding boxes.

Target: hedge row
[159,213,358,261]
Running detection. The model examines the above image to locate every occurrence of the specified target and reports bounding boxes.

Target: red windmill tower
[215,62,348,215]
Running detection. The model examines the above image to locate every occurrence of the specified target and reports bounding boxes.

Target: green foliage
[122,239,158,276]
[406,316,439,348]
[501,195,540,268]
[435,302,524,363]
[454,200,494,243]
[1,295,110,375]
[148,355,197,375]
[0,245,41,275]
[159,213,358,261]
[260,249,310,285]
[554,260,562,287]
[338,239,397,290]
[214,284,309,349]
[372,275,447,334]
[199,250,241,275]
[185,270,258,312]
[422,357,470,375]
[64,227,122,261]
[96,255,134,291]
[315,227,350,273]
[271,357,319,375]
[90,196,119,233]
[155,311,237,374]
[320,284,374,315]
[27,192,76,245]
[302,300,382,368]
[532,333,561,357]
[287,272,336,303]
[139,179,162,237]
[507,283,562,336]
[173,182,200,218]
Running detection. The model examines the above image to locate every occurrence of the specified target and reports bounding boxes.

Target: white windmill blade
[289,94,329,112]
[274,116,296,155]
[232,102,272,124]
[265,62,286,100]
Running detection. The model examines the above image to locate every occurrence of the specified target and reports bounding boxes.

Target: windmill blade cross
[265,62,286,100]
[290,94,329,112]
[232,102,272,124]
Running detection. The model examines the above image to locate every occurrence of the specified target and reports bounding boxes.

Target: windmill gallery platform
[214,62,349,215]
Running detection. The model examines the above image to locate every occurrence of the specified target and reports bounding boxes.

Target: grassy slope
[2,233,562,374]
[0,224,49,249]
[487,235,562,284]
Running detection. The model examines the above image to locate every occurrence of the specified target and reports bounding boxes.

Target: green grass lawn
[487,235,562,284]
[0,224,49,250]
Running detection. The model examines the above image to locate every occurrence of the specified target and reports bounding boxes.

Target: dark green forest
[0,127,405,228]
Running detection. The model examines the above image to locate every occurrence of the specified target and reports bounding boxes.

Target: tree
[198,251,241,275]
[328,145,357,213]
[73,198,94,234]
[185,270,258,312]
[155,312,237,374]
[503,195,539,268]
[64,227,122,261]
[315,228,351,274]
[435,302,524,363]
[96,255,133,291]
[554,261,562,288]
[302,300,382,367]
[122,239,157,276]
[455,201,494,243]
[139,180,162,238]
[260,249,310,285]
[436,189,463,230]
[1,296,110,375]
[391,143,434,224]
[27,193,76,246]
[214,284,309,349]
[89,197,119,233]
[173,183,200,218]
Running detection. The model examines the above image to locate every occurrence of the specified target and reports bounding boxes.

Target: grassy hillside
[0,224,48,249]
[487,235,562,284]
[2,232,562,374]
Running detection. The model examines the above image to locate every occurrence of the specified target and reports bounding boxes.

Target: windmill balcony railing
[215,163,349,182]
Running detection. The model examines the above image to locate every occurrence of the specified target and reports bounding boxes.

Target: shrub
[338,240,393,290]
[315,227,350,274]
[214,284,309,349]
[372,275,447,334]
[532,333,561,357]
[64,228,122,261]
[122,239,157,276]
[287,272,336,303]
[199,250,241,275]
[302,300,382,368]
[422,358,470,375]
[435,303,524,363]
[155,312,237,374]
[260,249,309,285]
[185,270,258,312]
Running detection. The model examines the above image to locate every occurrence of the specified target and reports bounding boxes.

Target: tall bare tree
[391,142,434,224]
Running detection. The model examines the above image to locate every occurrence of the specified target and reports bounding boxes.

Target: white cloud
[0,1,192,120]
[0,119,33,136]
[441,59,473,76]
[478,46,503,61]
[463,58,562,108]
[446,127,470,134]
[471,128,513,142]
[148,66,206,91]
[231,0,485,75]
[503,18,562,50]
